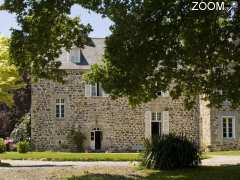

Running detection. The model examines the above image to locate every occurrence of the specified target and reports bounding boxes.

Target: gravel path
[202,155,240,166]
[0,160,133,168]
[0,156,240,180]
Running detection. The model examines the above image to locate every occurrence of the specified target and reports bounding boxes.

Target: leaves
[85,0,240,108]
[2,0,92,82]
[3,0,240,108]
[0,36,23,106]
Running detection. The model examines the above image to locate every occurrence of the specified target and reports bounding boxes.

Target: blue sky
[0,2,113,38]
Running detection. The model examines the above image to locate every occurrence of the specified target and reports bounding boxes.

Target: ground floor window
[222,116,235,139]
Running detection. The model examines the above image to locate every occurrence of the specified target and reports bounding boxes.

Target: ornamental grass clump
[142,134,201,170]
[17,141,30,153]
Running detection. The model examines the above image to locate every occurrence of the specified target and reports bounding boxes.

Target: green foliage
[83,0,240,108]
[142,134,201,170]
[1,0,92,82]
[16,140,30,153]
[69,130,86,152]
[0,152,141,161]
[0,36,23,106]
[3,1,240,108]
[0,138,6,153]
[10,113,31,142]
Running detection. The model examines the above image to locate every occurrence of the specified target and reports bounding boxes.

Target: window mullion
[226,118,229,138]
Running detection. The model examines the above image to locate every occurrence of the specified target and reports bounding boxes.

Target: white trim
[56,98,65,118]
[222,116,236,139]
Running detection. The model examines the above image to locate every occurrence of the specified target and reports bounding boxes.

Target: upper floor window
[85,83,107,97]
[56,98,64,118]
[222,116,235,139]
[156,91,169,97]
[70,48,80,64]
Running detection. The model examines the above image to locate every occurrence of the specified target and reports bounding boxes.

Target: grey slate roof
[59,38,105,70]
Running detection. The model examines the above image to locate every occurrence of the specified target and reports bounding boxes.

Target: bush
[17,141,30,153]
[0,138,6,153]
[142,134,201,170]
[10,113,31,143]
[69,130,86,152]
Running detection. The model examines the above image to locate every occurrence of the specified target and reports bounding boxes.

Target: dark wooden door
[151,122,160,138]
[95,131,101,150]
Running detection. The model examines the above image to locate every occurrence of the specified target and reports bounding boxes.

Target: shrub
[69,130,86,152]
[142,134,201,170]
[10,113,31,143]
[17,141,30,153]
[0,138,6,153]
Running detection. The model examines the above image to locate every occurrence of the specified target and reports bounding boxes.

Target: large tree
[2,0,240,108]
[0,36,23,106]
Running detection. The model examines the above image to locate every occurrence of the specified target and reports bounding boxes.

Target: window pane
[151,112,156,121]
[56,104,59,117]
[61,99,64,103]
[56,99,60,103]
[56,105,60,117]
[91,84,97,96]
[61,105,64,118]
[157,112,161,121]
[223,118,227,138]
[91,132,94,140]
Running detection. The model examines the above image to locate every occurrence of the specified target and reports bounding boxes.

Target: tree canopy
[2,0,240,108]
[0,36,22,106]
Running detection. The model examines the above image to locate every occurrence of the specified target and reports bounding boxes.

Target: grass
[206,151,240,156]
[0,152,141,161]
[0,150,239,161]
[66,165,240,180]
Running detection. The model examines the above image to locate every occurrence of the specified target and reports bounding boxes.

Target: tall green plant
[142,134,201,170]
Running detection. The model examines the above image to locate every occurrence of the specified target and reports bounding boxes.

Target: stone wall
[31,70,201,151]
[208,103,240,151]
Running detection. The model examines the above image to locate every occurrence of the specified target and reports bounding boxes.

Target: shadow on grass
[67,174,141,180]
[144,165,240,180]
[0,162,11,167]
[66,165,240,180]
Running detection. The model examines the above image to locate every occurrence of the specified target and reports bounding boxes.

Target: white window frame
[85,83,107,97]
[70,48,80,63]
[56,98,65,118]
[151,112,162,137]
[222,116,235,139]
[151,112,161,122]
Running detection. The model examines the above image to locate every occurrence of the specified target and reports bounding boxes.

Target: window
[151,112,161,121]
[56,98,64,118]
[70,48,80,64]
[222,116,235,139]
[151,112,161,137]
[85,83,105,97]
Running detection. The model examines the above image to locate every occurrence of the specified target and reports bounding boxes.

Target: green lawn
[1,151,240,162]
[206,151,240,156]
[0,152,141,161]
[67,166,240,180]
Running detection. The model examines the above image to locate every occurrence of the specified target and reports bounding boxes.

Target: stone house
[31,38,240,151]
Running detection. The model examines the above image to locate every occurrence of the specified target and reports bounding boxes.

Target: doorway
[95,131,101,150]
[91,128,102,151]
[151,122,161,138]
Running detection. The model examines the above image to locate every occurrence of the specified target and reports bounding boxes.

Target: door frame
[90,128,102,150]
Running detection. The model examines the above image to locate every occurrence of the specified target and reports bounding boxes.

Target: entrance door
[151,122,161,138]
[95,131,101,150]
